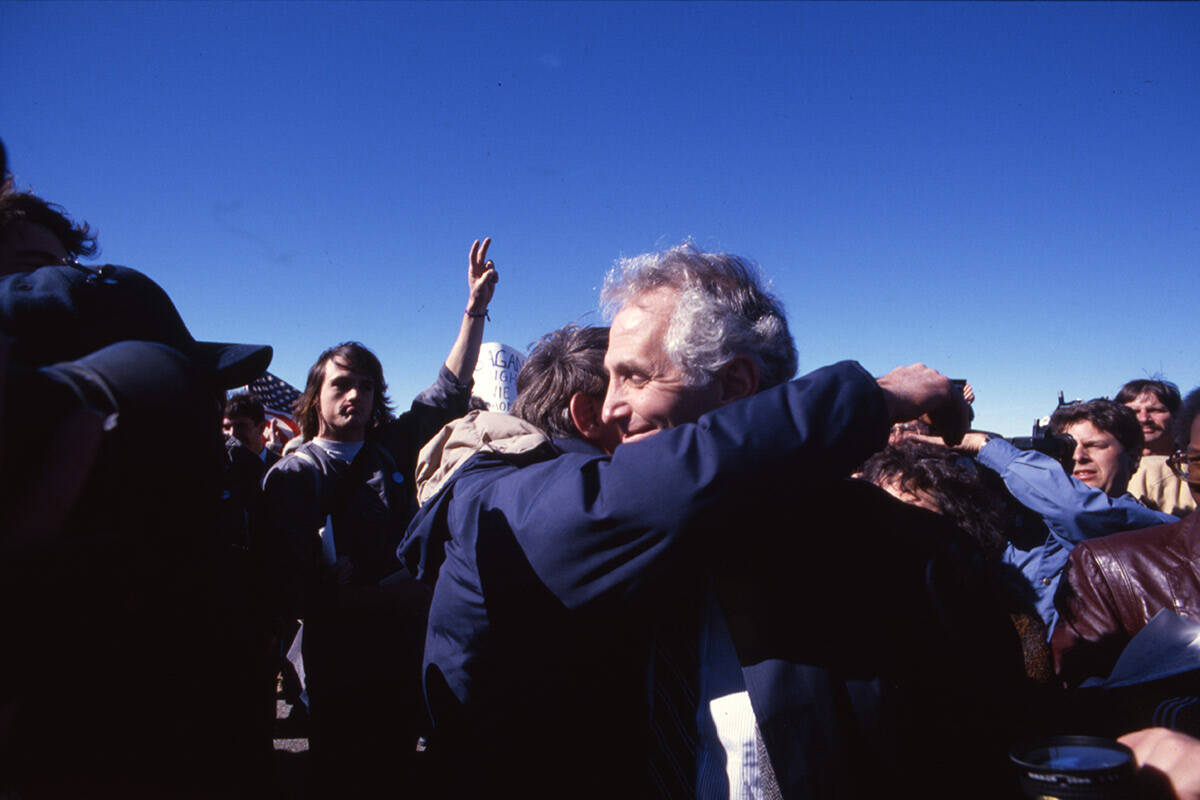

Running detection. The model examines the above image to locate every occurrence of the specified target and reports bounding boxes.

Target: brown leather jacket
[1052,512,1200,687]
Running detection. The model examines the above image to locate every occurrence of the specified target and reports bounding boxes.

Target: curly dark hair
[1049,398,1143,456]
[860,441,1008,560]
[294,342,394,440]
[0,191,99,262]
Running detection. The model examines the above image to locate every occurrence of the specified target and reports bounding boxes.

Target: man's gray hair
[601,242,797,390]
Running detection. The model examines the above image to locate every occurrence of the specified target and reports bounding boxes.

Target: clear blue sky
[3,1,1196,435]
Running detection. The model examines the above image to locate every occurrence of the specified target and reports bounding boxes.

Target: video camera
[1008,432,1077,473]
[1008,389,1080,473]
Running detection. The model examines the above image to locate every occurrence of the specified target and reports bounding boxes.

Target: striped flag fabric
[231,371,302,435]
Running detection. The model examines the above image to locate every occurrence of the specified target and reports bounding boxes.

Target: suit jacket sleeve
[451,360,889,609]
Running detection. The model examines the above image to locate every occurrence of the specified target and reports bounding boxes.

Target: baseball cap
[0,262,272,389]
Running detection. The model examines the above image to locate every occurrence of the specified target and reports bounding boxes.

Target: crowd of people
[3,136,1200,799]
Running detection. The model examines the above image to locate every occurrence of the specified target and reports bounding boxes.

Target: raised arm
[970,436,1175,545]
[443,237,499,384]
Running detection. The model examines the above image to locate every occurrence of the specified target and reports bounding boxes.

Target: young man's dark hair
[224,392,266,426]
[0,192,99,265]
[511,325,609,438]
[1115,378,1182,414]
[293,341,394,440]
[1050,398,1144,456]
[861,441,1053,682]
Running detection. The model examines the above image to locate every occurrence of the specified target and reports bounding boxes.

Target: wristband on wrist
[466,308,489,320]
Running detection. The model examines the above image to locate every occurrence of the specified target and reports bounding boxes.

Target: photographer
[957,399,1176,633]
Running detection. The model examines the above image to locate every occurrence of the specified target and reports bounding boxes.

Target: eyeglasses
[1167,451,1200,481]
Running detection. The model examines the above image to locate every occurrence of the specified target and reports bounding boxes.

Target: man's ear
[569,391,606,443]
[715,355,760,405]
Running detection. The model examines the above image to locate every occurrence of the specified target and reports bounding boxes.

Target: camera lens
[1011,735,1137,799]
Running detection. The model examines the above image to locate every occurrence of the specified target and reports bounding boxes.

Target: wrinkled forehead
[1129,391,1171,411]
[618,287,677,321]
[605,290,678,365]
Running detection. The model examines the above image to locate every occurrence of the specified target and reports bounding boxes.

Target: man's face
[317,358,375,442]
[223,415,266,453]
[1186,415,1200,504]
[0,222,69,276]
[1124,391,1173,454]
[1063,419,1135,496]
[602,287,724,444]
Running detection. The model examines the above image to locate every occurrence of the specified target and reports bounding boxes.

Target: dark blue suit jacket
[399,361,1029,799]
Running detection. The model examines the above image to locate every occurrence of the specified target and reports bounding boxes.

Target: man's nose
[601,385,625,425]
[1074,443,1090,463]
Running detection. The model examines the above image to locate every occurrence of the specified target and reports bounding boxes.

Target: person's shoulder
[447,446,594,508]
[1074,515,1185,561]
[264,444,323,486]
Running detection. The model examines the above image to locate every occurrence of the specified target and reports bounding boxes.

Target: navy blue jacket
[400,361,1029,799]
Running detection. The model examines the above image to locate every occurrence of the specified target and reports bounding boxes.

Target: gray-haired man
[402,244,1021,800]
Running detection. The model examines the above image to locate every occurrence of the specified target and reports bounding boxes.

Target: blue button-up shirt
[978,438,1177,633]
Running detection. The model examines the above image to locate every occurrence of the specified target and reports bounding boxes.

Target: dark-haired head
[511,324,620,452]
[1116,378,1181,456]
[224,393,266,426]
[1049,399,1143,456]
[861,441,1007,559]
[294,342,393,440]
[512,325,610,440]
[0,192,98,275]
[1049,399,1142,495]
[1115,379,1181,414]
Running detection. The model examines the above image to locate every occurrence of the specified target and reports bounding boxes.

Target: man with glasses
[1053,385,1200,686]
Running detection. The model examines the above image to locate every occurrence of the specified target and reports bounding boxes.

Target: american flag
[230,371,302,435]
